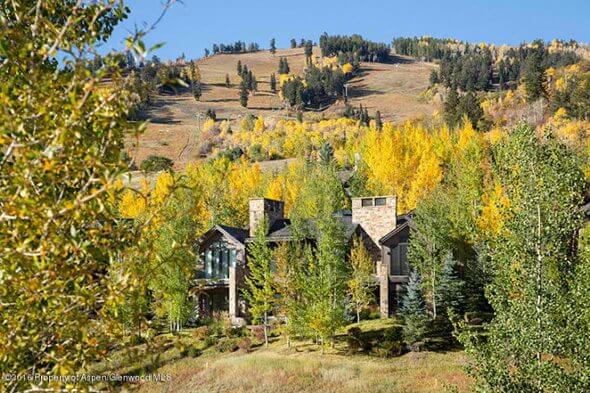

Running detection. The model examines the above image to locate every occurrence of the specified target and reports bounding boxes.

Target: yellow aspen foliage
[477,183,510,238]
[152,171,175,205]
[119,189,147,219]
[342,63,354,74]
[253,116,266,133]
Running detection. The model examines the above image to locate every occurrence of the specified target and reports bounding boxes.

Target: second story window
[361,198,373,207]
[203,241,236,280]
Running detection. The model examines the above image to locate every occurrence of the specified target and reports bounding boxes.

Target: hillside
[125,47,438,170]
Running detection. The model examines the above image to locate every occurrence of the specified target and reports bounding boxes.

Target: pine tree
[251,74,258,94]
[225,73,231,88]
[270,73,277,93]
[443,88,460,127]
[348,237,375,323]
[243,219,276,347]
[290,38,297,49]
[304,40,313,64]
[247,70,254,91]
[236,60,242,76]
[375,110,383,130]
[239,80,249,107]
[436,252,464,316]
[192,82,202,101]
[400,270,429,346]
[318,142,334,166]
[270,38,276,55]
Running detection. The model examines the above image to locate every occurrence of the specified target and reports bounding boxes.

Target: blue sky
[105,0,590,60]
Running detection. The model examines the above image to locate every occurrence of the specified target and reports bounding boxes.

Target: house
[194,196,412,325]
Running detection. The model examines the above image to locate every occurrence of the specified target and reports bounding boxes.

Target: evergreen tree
[236,60,242,76]
[436,252,464,316]
[429,70,440,86]
[375,110,383,130]
[225,73,231,88]
[400,270,429,346]
[523,40,547,102]
[243,219,276,347]
[239,80,249,107]
[318,142,334,166]
[192,82,202,101]
[251,74,258,94]
[443,88,460,127]
[247,69,254,90]
[270,38,276,55]
[304,40,313,63]
[270,73,277,93]
[290,38,297,49]
[348,237,375,323]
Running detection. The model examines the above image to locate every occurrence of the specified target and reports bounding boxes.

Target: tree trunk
[263,311,269,347]
[535,203,543,389]
[432,266,437,320]
[356,308,360,324]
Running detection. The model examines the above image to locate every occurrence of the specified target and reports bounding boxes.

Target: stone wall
[351,196,397,245]
[248,198,285,237]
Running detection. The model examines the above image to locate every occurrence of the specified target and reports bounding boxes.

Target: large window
[204,241,236,279]
[390,243,409,276]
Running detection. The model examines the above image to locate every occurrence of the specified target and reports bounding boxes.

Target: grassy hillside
[94,319,471,393]
[139,347,470,393]
[125,47,438,170]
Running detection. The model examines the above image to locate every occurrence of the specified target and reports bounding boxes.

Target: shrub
[248,143,266,162]
[237,337,252,353]
[216,147,244,162]
[186,346,202,358]
[209,311,232,336]
[383,326,404,342]
[204,336,218,348]
[250,325,270,342]
[206,108,217,121]
[193,326,211,340]
[216,337,239,353]
[346,326,373,353]
[224,326,245,338]
[129,334,146,346]
[140,155,174,172]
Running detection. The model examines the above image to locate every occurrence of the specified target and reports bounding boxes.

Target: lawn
[137,345,471,393]
[95,319,472,392]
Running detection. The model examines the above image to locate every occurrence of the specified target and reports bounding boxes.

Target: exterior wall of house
[352,196,397,317]
[249,198,285,237]
[380,225,411,316]
[351,196,397,245]
[229,248,247,326]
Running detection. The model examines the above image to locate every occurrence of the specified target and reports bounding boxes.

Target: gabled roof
[244,212,360,243]
[378,212,415,245]
[200,224,248,247]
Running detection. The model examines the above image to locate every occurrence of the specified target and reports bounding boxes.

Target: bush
[224,326,246,338]
[346,326,373,353]
[216,337,239,353]
[250,325,266,342]
[129,334,146,346]
[193,326,211,340]
[140,155,174,172]
[204,336,218,348]
[206,108,217,121]
[216,147,244,162]
[186,346,202,358]
[237,337,252,353]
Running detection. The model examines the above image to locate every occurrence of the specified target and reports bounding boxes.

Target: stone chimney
[351,196,397,245]
[248,198,285,237]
